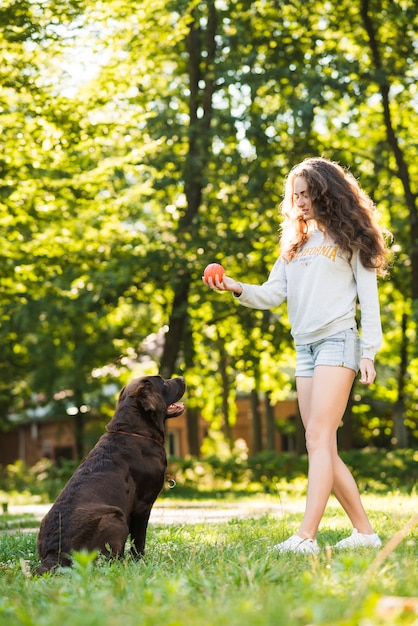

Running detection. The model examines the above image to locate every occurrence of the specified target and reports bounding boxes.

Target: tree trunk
[159,281,189,380]
[159,3,216,379]
[295,405,306,455]
[179,315,201,457]
[186,406,201,457]
[361,0,415,443]
[265,391,276,451]
[339,386,354,451]
[250,388,263,454]
[219,344,233,445]
[361,0,418,316]
[393,312,409,448]
[74,411,85,462]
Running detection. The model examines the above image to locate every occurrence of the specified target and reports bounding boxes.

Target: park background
[1,3,417,625]
[0,0,417,477]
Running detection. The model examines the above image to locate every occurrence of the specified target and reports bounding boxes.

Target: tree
[1,0,417,457]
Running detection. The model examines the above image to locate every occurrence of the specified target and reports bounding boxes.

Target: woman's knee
[305,425,333,455]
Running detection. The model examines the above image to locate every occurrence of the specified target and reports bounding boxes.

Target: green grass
[0,514,41,532]
[0,493,417,626]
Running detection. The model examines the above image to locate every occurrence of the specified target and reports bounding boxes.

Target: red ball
[203,263,225,282]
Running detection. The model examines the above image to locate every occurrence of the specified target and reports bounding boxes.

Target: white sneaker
[272,534,319,554]
[333,528,382,550]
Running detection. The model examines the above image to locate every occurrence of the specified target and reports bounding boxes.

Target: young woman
[203,157,390,553]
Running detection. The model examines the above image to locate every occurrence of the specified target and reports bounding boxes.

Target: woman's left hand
[359,358,376,385]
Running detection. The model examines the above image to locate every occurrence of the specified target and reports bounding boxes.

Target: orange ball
[203,263,225,282]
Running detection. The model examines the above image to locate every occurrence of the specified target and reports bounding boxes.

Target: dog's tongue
[167,402,185,415]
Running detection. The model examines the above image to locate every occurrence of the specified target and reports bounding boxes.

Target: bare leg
[296,366,374,539]
[329,440,374,533]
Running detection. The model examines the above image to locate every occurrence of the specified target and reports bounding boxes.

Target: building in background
[0,396,298,467]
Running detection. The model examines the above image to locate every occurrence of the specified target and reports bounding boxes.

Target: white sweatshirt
[236,229,382,360]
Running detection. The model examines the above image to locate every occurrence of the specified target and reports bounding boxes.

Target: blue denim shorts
[295,328,361,377]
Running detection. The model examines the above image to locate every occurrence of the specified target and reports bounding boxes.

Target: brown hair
[279,157,390,274]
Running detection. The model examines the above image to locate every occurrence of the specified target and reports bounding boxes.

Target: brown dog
[36,375,186,574]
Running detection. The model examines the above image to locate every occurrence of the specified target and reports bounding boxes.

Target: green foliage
[0,459,78,502]
[166,449,417,496]
[340,448,418,493]
[0,0,417,451]
[1,450,416,507]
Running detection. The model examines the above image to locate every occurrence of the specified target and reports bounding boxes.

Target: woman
[203,157,389,553]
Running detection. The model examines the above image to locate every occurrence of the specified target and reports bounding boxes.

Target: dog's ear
[118,385,127,401]
[134,379,165,413]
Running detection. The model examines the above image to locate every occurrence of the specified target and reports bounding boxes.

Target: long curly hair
[279,157,390,275]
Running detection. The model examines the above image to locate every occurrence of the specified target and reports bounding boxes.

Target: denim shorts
[295,328,361,377]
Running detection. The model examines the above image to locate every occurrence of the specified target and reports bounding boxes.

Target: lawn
[0,492,417,626]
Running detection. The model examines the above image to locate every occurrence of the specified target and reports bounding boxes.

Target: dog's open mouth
[167,402,185,417]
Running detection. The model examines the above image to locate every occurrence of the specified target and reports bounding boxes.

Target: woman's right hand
[202,274,243,295]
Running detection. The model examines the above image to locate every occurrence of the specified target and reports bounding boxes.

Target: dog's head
[107,375,186,435]
[122,375,186,418]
